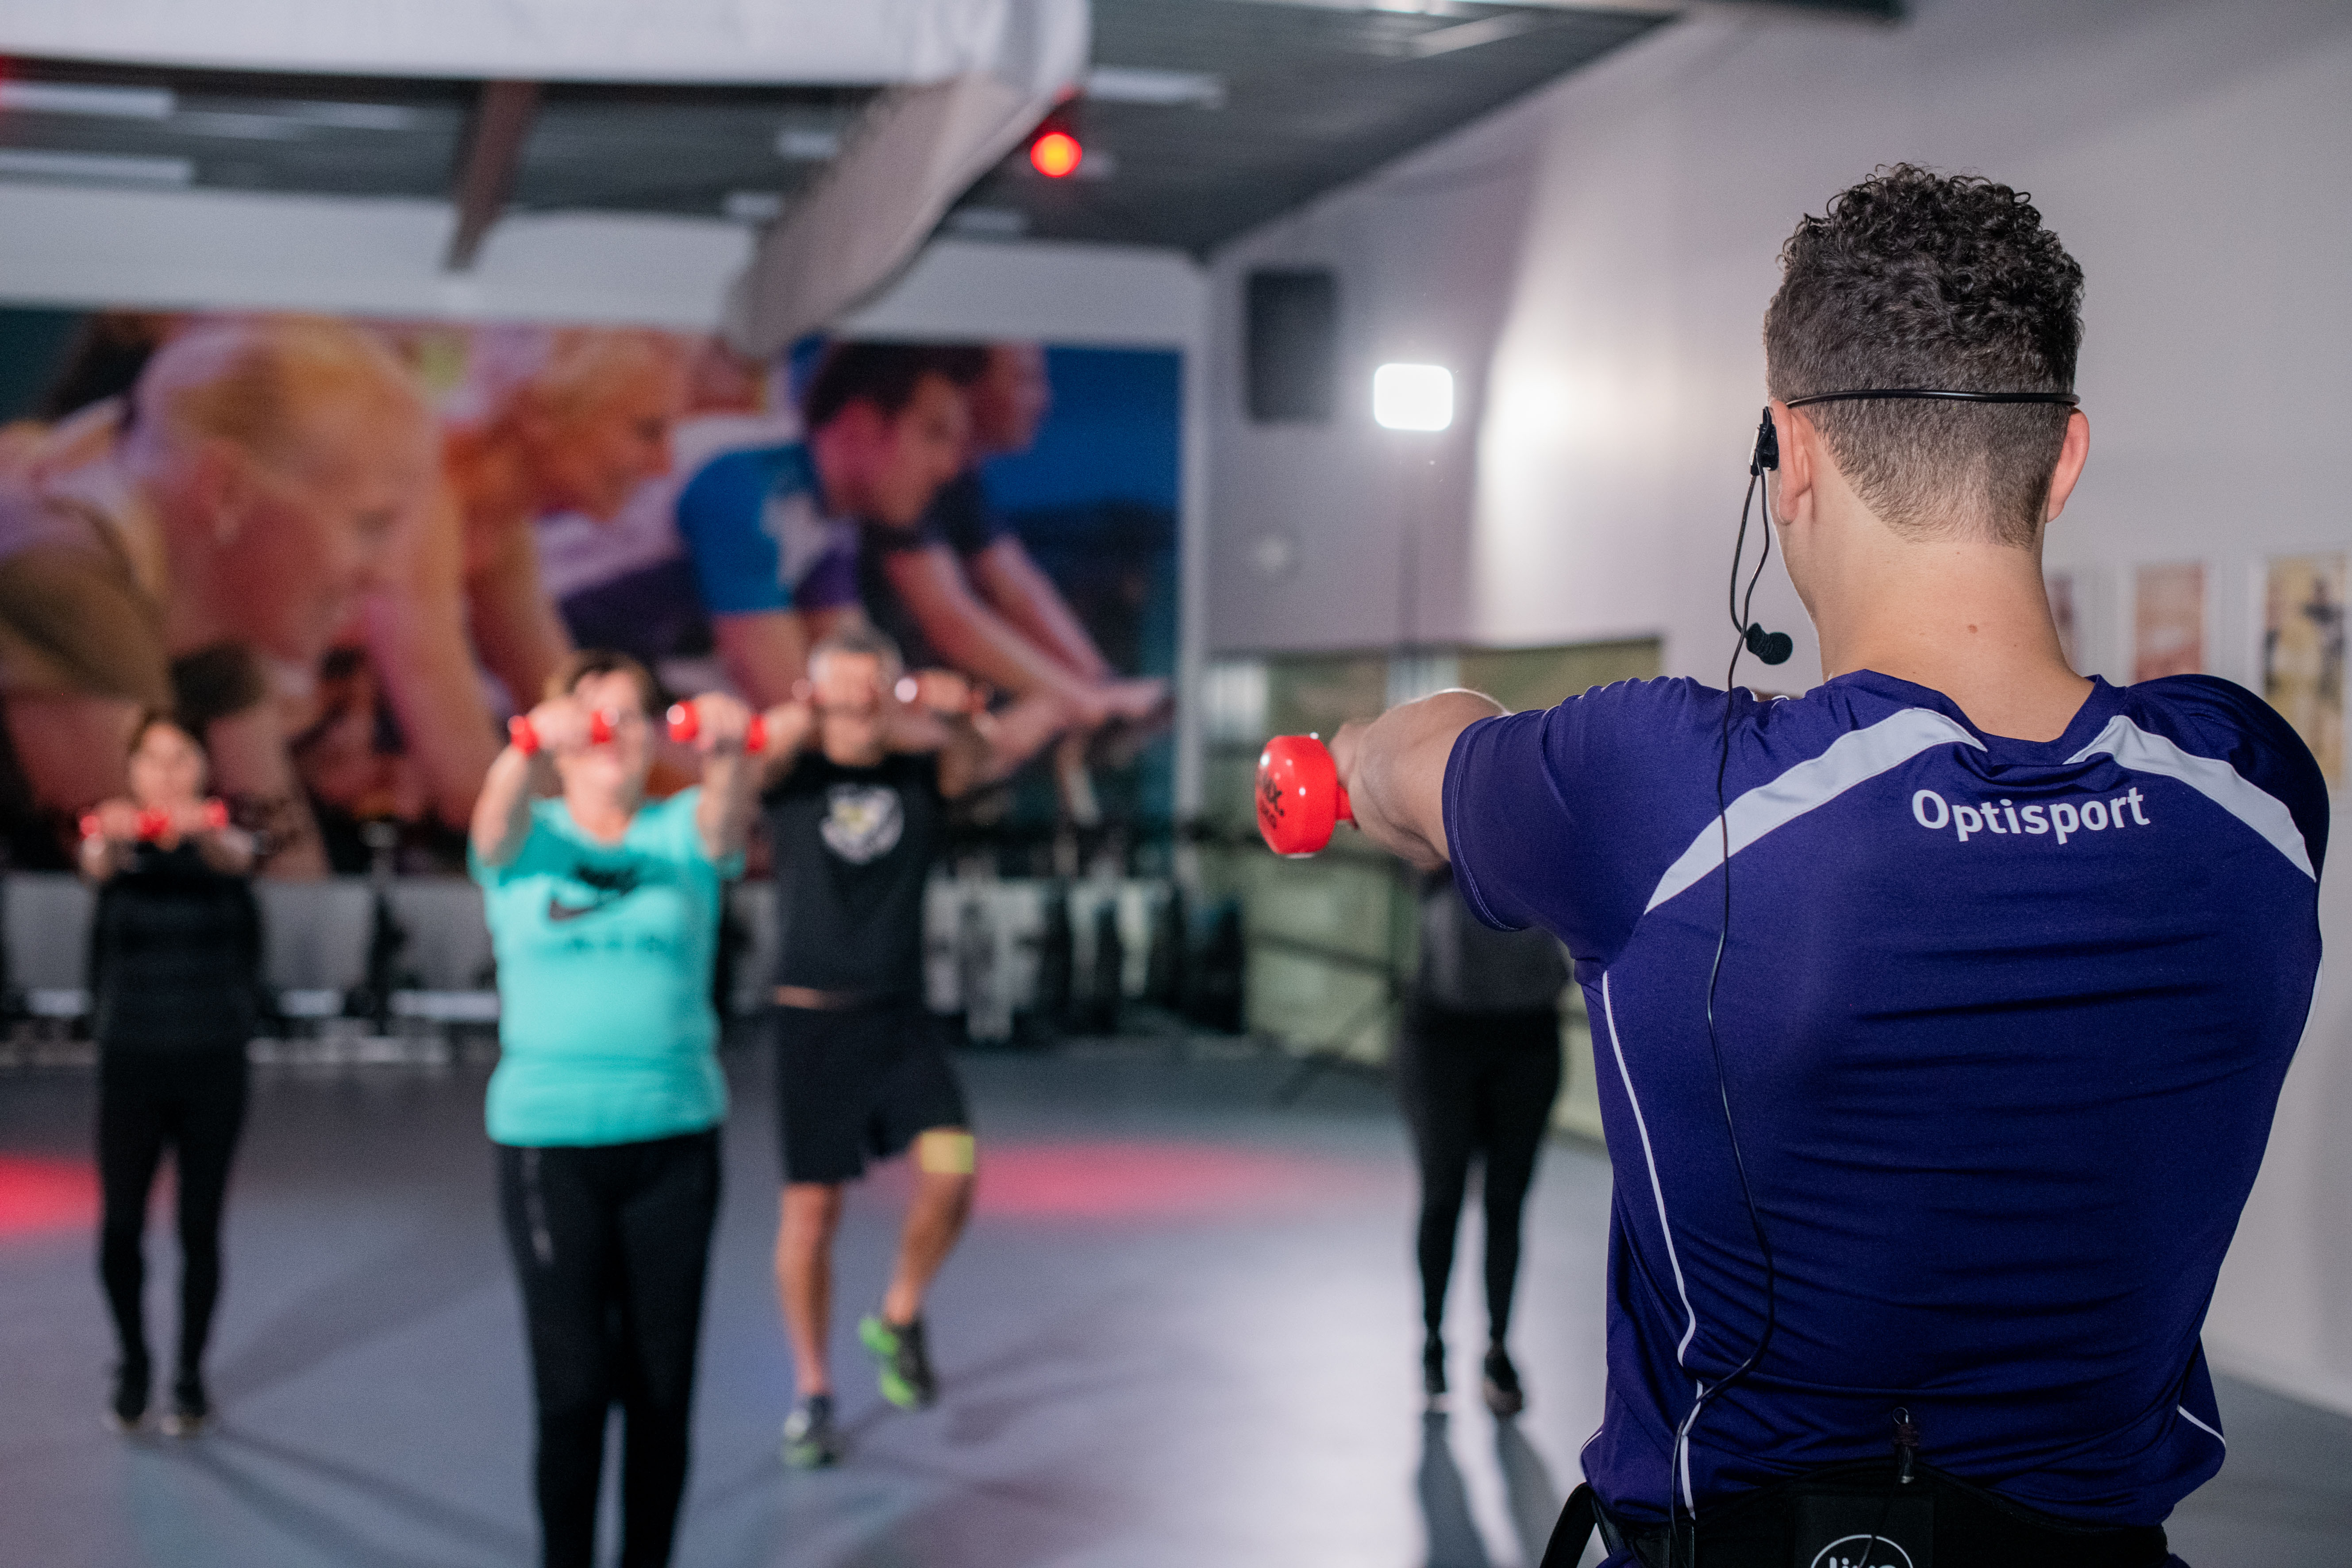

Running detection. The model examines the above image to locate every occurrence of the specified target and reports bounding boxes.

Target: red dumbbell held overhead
[1256,734,1354,857]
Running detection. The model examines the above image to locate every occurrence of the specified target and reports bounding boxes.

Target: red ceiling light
[1029,128,1082,179]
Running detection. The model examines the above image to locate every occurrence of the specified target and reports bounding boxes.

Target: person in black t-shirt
[79,713,261,1437]
[757,624,1064,1468]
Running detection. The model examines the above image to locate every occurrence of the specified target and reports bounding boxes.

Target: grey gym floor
[2,1041,2347,1568]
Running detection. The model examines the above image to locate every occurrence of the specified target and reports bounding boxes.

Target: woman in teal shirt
[471,649,763,1568]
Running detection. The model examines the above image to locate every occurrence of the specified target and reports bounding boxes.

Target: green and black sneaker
[859,1314,937,1410]
[781,1394,842,1469]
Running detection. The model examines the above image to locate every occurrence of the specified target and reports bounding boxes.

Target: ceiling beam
[445,78,539,272]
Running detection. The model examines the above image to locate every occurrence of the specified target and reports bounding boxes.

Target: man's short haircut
[1763,165,2085,547]
[809,622,905,681]
[547,648,659,715]
[800,342,990,433]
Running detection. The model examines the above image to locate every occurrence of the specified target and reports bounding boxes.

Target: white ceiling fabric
[0,0,1089,339]
[0,0,1086,95]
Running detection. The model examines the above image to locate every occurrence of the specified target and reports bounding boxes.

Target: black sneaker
[160,1371,212,1438]
[781,1394,842,1469]
[1422,1334,1447,1407]
[859,1314,936,1410]
[1481,1344,1525,1418]
[105,1358,150,1434]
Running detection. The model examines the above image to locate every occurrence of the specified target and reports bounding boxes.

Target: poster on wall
[2263,553,2346,788]
[0,308,1179,875]
[2132,562,2205,684]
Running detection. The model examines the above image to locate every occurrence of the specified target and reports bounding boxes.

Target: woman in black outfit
[1397,870,1569,1417]
[82,714,260,1436]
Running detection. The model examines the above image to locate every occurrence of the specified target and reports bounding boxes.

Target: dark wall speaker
[1244,269,1337,423]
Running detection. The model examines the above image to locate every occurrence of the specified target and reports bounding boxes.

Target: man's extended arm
[363,492,502,829]
[711,609,813,709]
[1328,690,1504,871]
[964,537,1112,682]
[465,519,574,718]
[882,545,1105,712]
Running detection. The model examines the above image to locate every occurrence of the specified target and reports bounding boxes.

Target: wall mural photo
[0,309,1180,875]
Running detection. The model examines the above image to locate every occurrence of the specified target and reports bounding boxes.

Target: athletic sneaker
[105,1359,149,1434]
[859,1314,936,1410]
[1482,1344,1526,1418]
[781,1395,842,1469]
[1422,1334,1447,1408]
[160,1371,212,1437]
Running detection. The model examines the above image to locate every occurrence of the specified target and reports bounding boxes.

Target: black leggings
[96,1044,249,1376]
[498,1130,721,1568]
[1394,1007,1561,1345]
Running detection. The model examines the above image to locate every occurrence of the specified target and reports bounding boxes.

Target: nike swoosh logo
[546,896,612,924]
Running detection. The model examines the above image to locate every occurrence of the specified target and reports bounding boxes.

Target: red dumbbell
[1256,734,1355,857]
[665,703,767,752]
[81,799,229,843]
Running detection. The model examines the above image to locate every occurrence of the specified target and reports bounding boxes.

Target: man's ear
[1767,400,1817,524]
[185,439,254,547]
[2044,408,2090,523]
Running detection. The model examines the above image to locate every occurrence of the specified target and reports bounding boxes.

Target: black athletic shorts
[771,1003,971,1185]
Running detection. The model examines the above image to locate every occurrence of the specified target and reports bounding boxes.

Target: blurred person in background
[861,341,1162,733]
[80,714,261,1437]
[0,315,435,875]
[759,627,1069,1468]
[539,335,794,677]
[860,342,1166,737]
[366,327,691,832]
[673,342,977,708]
[0,312,178,484]
[1397,871,1568,1419]
[471,651,763,1568]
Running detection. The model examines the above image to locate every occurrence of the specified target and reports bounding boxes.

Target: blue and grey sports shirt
[672,442,860,617]
[1444,670,2325,1530]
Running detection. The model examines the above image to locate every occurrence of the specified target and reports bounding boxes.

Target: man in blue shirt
[674,343,980,705]
[1331,167,2323,1566]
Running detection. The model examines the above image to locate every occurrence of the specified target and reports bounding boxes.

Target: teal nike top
[471,789,743,1147]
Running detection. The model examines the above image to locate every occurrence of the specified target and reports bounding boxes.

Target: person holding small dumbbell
[470,649,766,1568]
[759,625,1069,1469]
[82,712,260,1438]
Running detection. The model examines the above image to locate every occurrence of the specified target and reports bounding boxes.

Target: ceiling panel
[0,2,1887,261]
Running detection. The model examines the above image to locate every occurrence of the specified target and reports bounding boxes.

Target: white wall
[1205,0,2352,1414]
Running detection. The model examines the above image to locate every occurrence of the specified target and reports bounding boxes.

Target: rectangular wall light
[1374,362,1452,431]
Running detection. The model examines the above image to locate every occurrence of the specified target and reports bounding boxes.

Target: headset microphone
[1744,624,1794,666]
[1730,406,1793,667]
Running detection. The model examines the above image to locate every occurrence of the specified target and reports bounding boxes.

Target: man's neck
[1814,532,2090,743]
[805,425,854,518]
[819,720,888,770]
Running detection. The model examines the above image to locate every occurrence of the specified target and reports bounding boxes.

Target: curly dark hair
[801,341,991,432]
[1763,165,2084,546]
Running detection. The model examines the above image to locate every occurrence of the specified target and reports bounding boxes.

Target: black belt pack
[1539,1460,2171,1568]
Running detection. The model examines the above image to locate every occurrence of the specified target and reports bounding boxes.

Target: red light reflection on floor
[975,1140,1374,1221]
[0,1155,98,1238]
